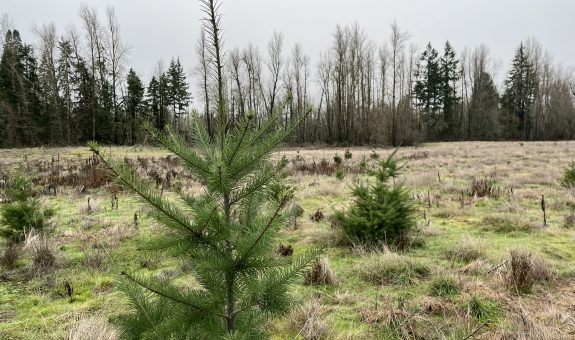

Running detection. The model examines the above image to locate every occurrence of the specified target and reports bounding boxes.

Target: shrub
[506,249,553,294]
[291,203,304,228]
[277,244,294,257]
[0,174,53,242]
[344,149,352,160]
[335,168,345,181]
[429,276,460,297]
[470,177,500,198]
[5,174,34,201]
[310,209,325,222]
[333,153,342,166]
[359,158,368,171]
[334,150,415,244]
[357,252,430,285]
[561,162,575,188]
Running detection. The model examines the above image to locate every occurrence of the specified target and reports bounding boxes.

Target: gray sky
[3,0,575,88]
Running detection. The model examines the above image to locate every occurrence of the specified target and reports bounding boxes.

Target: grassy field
[1,141,575,339]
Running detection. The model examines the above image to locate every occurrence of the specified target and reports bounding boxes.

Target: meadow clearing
[1,141,575,339]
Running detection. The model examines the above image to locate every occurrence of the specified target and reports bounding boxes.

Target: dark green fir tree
[125,68,145,145]
[90,0,318,338]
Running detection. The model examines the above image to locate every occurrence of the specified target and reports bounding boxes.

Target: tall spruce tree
[469,70,500,140]
[0,29,41,147]
[167,58,191,129]
[414,43,442,138]
[501,43,538,140]
[439,41,460,139]
[90,0,318,337]
[56,38,74,144]
[146,74,170,130]
[125,68,144,145]
[146,76,161,129]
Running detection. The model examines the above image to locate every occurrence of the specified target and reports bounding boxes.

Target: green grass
[429,276,460,298]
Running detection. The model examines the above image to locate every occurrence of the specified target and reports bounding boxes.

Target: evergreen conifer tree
[469,70,500,140]
[439,41,460,139]
[90,0,318,337]
[414,43,442,137]
[167,58,191,128]
[333,150,415,245]
[125,68,145,145]
[501,43,538,140]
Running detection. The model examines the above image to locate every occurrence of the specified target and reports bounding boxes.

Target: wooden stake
[541,195,547,227]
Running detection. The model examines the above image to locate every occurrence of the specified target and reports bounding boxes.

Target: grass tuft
[357,251,430,286]
[305,258,338,286]
[506,249,553,294]
[482,213,539,232]
[445,236,486,263]
[429,275,460,297]
[289,299,329,340]
[67,315,118,340]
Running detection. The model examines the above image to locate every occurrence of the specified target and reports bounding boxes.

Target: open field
[1,141,575,339]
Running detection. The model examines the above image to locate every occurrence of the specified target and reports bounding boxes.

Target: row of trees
[0,8,191,148]
[1,9,574,147]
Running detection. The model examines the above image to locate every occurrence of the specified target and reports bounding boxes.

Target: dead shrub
[1,244,20,269]
[67,315,118,340]
[289,299,329,340]
[277,244,294,257]
[506,249,553,293]
[470,177,500,198]
[310,209,325,222]
[305,258,338,286]
[293,159,336,176]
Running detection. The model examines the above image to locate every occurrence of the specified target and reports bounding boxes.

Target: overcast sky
[3,0,574,89]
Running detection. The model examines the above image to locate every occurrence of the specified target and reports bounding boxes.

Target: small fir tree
[334,150,415,244]
[90,0,318,337]
[0,174,53,242]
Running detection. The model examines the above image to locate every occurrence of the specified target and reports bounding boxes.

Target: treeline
[0,8,574,148]
[0,8,190,147]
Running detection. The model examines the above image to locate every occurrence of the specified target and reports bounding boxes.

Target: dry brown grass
[1,244,20,269]
[289,299,329,340]
[445,236,486,263]
[305,258,338,286]
[356,251,431,286]
[24,230,56,271]
[67,315,118,340]
[506,249,553,293]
